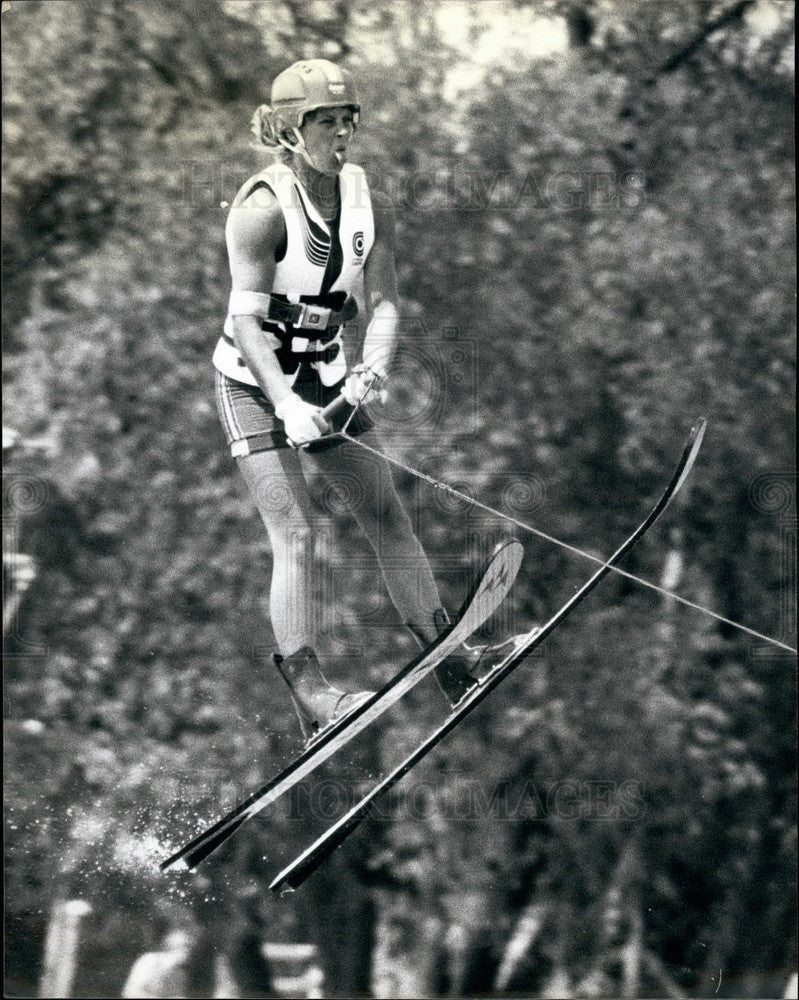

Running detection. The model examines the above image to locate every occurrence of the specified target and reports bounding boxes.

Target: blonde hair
[250,104,296,164]
[251,105,280,147]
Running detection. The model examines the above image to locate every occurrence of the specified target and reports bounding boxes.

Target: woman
[213,59,481,741]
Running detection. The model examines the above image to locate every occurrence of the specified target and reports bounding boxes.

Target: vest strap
[266,295,358,331]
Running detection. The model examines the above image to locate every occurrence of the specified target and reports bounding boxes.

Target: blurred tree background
[3,0,795,997]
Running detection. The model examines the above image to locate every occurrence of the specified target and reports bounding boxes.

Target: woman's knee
[236,451,316,547]
[268,518,316,561]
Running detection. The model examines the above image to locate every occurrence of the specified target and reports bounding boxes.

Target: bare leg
[236,447,319,656]
[235,447,375,738]
[303,433,443,645]
[238,436,472,713]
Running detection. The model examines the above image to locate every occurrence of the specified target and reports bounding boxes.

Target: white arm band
[362,301,397,378]
[228,290,273,320]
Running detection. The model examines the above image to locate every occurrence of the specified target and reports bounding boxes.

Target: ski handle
[311,376,382,436]
[320,392,351,425]
[318,370,383,430]
[304,391,353,444]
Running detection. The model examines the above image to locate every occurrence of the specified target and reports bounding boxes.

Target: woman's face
[299,105,356,175]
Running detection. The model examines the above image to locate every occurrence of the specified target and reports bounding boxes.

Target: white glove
[274,393,329,448]
[341,364,388,407]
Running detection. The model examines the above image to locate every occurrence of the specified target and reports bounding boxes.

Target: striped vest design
[213,161,375,389]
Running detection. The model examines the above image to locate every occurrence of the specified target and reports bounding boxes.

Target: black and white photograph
[3,1,796,997]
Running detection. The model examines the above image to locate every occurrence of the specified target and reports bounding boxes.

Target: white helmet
[253,60,360,162]
[270,59,360,130]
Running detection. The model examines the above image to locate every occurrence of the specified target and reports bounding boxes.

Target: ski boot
[274,646,374,744]
[409,611,539,710]
[407,609,477,706]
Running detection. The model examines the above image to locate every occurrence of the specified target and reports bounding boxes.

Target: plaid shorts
[214,368,373,455]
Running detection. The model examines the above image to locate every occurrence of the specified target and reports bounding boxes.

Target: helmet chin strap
[276,125,315,167]
[279,128,341,177]
[279,126,340,176]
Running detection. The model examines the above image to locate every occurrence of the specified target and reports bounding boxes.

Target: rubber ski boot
[461,632,537,684]
[409,612,540,710]
[407,609,477,707]
[274,646,373,743]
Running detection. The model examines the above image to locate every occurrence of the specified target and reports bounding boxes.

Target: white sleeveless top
[213,161,375,388]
